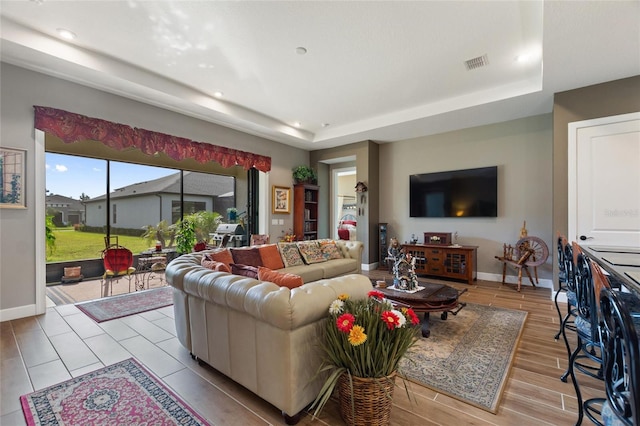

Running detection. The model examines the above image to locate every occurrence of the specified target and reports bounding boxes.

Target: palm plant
[141,220,174,249]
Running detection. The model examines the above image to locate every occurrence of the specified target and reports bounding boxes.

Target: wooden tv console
[401,244,478,285]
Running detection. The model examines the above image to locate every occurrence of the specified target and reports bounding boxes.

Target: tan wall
[552,75,640,281]
[379,114,553,279]
[0,62,308,317]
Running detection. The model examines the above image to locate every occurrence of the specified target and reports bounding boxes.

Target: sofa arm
[335,240,363,273]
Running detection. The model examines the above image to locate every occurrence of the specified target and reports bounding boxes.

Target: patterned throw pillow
[319,240,344,260]
[230,247,263,267]
[277,242,305,267]
[296,241,327,264]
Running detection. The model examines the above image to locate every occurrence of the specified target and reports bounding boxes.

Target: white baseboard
[0,304,38,322]
[361,263,378,271]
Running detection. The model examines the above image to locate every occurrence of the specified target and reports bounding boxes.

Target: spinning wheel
[515,236,549,267]
[495,236,549,292]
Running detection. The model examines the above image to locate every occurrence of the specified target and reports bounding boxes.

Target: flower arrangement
[280,228,296,242]
[310,290,420,416]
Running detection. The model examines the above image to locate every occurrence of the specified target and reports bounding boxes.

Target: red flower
[336,313,355,333]
[404,308,420,325]
[367,290,385,300]
[381,311,400,330]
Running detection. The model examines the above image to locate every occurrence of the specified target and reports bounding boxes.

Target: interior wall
[0,62,308,319]
[311,141,379,265]
[379,114,553,280]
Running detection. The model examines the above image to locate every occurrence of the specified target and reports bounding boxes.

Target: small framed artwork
[0,147,26,209]
[272,185,291,214]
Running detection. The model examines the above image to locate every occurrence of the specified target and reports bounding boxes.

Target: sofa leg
[190,352,196,360]
[282,411,300,425]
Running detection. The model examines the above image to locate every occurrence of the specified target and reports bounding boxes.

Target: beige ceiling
[1,1,639,150]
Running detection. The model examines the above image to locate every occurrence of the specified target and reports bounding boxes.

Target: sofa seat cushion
[278,264,325,283]
[258,266,303,289]
[317,258,359,278]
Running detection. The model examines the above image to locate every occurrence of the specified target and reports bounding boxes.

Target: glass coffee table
[375,279,466,338]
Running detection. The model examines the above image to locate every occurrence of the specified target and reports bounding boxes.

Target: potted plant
[226,207,237,223]
[292,165,317,184]
[174,218,196,254]
[310,291,420,425]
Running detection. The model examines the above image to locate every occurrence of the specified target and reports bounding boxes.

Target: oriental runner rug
[75,286,173,323]
[20,358,209,426]
[399,303,527,413]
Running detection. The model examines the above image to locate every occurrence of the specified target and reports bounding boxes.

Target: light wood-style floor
[1,271,605,425]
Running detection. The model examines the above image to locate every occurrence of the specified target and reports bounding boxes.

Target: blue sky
[45,153,177,199]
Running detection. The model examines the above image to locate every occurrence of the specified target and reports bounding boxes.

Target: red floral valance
[33,106,271,172]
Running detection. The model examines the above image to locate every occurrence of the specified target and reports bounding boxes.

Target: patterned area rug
[399,303,527,413]
[20,358,209,426]
[75,286,173,322]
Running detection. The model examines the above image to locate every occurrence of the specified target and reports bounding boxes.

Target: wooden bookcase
[401,244,478,285]
[293,183,319,241]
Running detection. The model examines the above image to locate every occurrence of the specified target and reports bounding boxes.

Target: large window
[45,153,235,262]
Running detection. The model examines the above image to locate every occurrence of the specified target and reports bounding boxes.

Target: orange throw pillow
[208,249,233,269]
[257,266,303,289]
[258,244,285,270]
[201,256,231,273]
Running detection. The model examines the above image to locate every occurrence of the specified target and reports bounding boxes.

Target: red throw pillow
[201,255,231,273]
[230,247,263,267]
[208,249,233,269]
[230,264,259,279]
[257,266,303,289]
[258,244,285,270]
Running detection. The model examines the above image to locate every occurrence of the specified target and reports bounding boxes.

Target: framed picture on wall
[272,186,291,214]
[0,147,26,209]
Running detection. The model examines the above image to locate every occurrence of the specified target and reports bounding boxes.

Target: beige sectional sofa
[165,240,372,424]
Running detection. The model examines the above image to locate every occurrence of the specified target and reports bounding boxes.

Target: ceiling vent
[465,54,489,70]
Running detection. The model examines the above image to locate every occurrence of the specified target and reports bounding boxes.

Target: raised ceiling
[1,1,638,150]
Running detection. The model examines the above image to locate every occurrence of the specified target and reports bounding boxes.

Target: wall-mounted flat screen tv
[410,166,498,218]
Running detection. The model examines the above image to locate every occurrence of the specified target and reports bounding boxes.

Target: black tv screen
[410,166,498,218]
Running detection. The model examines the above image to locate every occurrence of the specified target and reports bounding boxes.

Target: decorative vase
[337,372,396,426]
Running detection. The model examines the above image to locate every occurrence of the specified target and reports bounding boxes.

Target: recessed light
[213,91,223,98]
[321,123,330,127]
[294,122,301,128]
[295,47,307,55]
[56,28,76,40]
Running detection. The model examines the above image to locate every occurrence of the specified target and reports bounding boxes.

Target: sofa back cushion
[257,266,303,289]
[207,248,234,269]
[296,241,327,264]
[230,247,263,267]
[230,264,259,279]
[258,244,285,270]
[277,242,305,267]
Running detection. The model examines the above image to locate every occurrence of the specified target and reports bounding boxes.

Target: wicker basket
[338,372,396,426]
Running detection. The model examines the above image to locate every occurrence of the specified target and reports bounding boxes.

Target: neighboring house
[84,171,234,230]
[45,194,85,226]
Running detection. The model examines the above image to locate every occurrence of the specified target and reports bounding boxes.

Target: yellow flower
[348,325,367,346]
[338,293,349,301]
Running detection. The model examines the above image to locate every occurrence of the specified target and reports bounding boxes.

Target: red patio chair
[101,245,136,297]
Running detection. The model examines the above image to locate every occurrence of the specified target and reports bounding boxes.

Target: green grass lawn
[47,229,155,262]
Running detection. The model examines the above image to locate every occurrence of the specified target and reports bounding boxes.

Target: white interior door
[568,112,640,247]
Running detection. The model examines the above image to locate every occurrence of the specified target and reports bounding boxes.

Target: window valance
[34,106,271,172]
